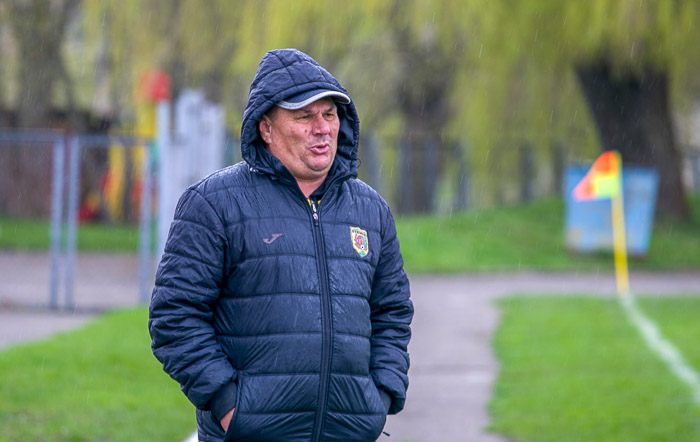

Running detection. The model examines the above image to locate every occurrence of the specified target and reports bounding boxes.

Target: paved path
[0,251,144,349]
[384,272,700,442]
[1,252,699,441]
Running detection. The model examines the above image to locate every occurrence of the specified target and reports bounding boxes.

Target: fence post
[691,148,700,192]
[64,136,82,310]
[138,141,154,304]
[201,104,226,176]
[227,136,240,165]
[175,89,205,186]
[156,101,172,264]
[520,142,535,202]
[49,137,66,310]
[424,139,439,213]
[551,141,565,195]
[454,142,469,211]
[362,134,382,193]
[398,137,413,214]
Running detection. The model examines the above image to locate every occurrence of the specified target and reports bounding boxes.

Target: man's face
[258,98,340,184]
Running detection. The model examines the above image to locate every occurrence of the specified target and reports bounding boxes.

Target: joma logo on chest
[263,233,284,244]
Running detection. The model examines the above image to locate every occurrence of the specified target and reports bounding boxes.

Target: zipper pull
[310,200,319,225]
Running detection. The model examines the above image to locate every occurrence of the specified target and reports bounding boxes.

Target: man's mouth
[309,144,330,154]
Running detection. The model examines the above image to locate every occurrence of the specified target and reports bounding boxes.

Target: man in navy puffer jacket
[149,48,413,442]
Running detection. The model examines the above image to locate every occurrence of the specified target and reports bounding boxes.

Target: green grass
[0,308,194,441]
[637,297,700,373]
[396,195,700,273]
[2,195,700,272]
[0,216,141,252]
[491,296,700,442]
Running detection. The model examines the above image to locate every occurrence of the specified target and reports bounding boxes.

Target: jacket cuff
[210,381,238,422]
[371,369,407,414]
[378,388,392,414]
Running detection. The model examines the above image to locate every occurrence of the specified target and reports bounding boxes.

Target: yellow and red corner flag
[573,150,621,201]
[572,150,629,296]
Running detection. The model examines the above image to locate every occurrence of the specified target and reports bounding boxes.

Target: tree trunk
[8,0,80,127]
[0,0,80,218]
[575,62,688,219]
[395,46,451,214]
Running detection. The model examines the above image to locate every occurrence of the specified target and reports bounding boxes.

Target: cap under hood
[240,49,360,187]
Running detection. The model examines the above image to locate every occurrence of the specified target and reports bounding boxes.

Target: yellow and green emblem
[350,227,369,257]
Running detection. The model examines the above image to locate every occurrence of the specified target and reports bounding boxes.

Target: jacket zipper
[309,199,332,442]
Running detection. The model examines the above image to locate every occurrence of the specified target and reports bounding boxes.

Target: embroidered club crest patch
[350,227,369,257]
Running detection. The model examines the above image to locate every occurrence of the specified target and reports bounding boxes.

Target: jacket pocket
[196,408,225,441]
[367,379,387,414]
[369,380,389,439]
[223,373,244,441]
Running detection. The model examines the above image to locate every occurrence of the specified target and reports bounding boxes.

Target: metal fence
[0,131,154,310]
[2,128,698,312]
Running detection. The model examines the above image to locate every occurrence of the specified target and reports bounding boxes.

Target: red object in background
[78,204,98,223]
[138,69,171,102]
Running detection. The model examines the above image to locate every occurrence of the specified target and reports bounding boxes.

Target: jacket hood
[240,49,360,187]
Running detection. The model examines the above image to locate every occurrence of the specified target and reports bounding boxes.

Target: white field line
[182,431,198,442]
[620,295,700,404]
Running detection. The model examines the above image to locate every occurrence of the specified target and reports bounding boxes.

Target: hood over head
[240,49,360,188]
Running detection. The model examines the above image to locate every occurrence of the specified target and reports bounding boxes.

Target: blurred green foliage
[0,1,696,212]
[31,1,700,206]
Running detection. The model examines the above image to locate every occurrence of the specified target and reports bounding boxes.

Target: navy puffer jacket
[149,49,413,442]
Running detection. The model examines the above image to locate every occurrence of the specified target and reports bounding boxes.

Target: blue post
[64,136,82,311]
[49,137,65,310]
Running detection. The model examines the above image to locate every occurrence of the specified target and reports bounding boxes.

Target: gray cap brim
[277,89,351,110]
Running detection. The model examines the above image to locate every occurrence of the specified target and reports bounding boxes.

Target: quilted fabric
[149,49,412,442]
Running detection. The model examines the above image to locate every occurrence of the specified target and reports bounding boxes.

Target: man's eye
[324,113,336,120]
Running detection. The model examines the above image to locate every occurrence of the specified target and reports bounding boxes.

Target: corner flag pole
[572,150,630,297]
[611,189,630,297]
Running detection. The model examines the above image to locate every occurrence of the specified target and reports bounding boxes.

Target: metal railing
[0,130,155,310]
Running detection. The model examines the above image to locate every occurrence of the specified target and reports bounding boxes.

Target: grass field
[397,195,700,273]
[1,196,698,439]
[0,308,194,441]
[490,296,700,442]
[6,297,700,440]
[2,194,699,273]
[0,216,141,252]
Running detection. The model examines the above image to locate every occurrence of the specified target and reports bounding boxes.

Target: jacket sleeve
[369,204,413,415]
[148,188,237,411]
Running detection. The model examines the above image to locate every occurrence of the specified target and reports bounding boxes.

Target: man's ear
[259,115,272,144]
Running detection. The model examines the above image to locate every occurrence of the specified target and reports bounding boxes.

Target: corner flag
[573,150,621,201]
[572,150,629,296]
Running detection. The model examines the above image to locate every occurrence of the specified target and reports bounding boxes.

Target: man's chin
[305,159,333,174]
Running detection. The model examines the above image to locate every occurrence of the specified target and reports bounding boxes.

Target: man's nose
[312,115,331,135]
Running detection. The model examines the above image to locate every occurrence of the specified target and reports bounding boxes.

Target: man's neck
[297,176,326,198]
